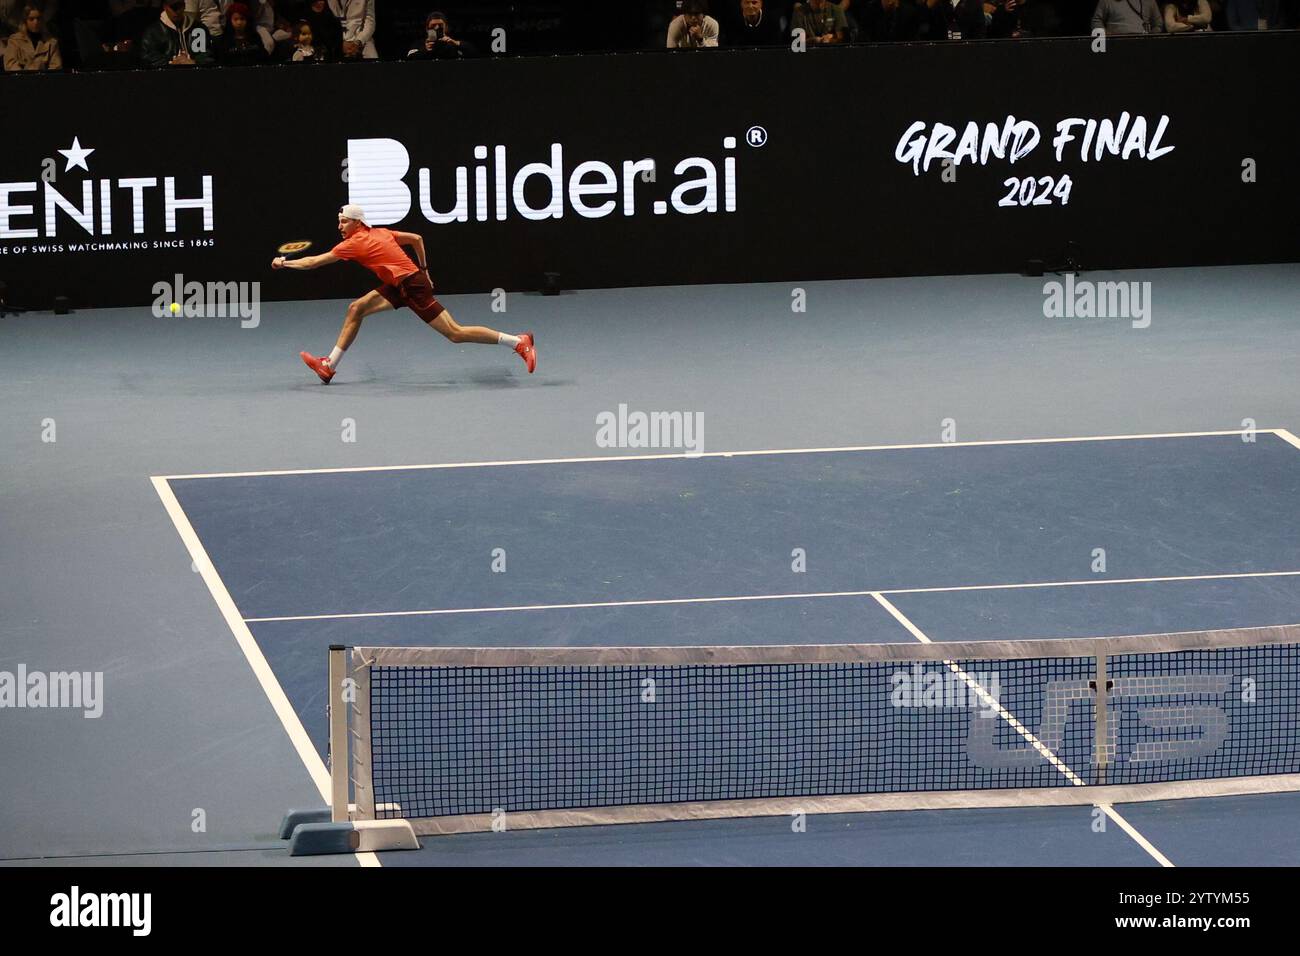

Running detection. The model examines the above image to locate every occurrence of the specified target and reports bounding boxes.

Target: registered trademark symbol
[745,126,768,147]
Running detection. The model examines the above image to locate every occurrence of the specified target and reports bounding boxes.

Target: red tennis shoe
[514,332,536,374]
[300,351,335,384]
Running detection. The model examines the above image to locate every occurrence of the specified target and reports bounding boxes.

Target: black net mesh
[366,644,1300,819]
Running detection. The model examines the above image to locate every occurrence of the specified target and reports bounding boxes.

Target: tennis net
[327,625,1300,835]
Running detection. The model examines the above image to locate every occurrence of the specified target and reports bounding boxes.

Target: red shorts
[377,271,445,323]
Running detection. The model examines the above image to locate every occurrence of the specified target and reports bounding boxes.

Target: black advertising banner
[0,33,1296,311]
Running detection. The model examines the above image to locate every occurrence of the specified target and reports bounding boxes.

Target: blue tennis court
[6,265,1299,870]
[160,428,1300,866]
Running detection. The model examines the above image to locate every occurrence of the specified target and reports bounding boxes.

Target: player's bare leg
[300,290,393,383]
[425,308,507,344]
[426,309,536,373]
[335,290,394,351]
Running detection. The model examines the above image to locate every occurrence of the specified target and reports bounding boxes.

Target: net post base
[288,820,420,856]
[278,807,332,840]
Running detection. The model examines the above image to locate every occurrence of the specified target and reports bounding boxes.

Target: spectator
[951,0,1021,36]
[70,0,140,68]
[1017,0,1066,33]
[723,0,785,44]
[299,0,338,57]
[140,0,213,65]
[109,0,162,43]
[861,0,921,39]
[1224,0,1270,25]
[1091,0,1164,31]
[792,0,849,42]
[191,0,220,35]
[258,0,293,52]
[1163,0,1212,27]
[226,0,285,54]
[986,0,1025,35]
[667,0,720,46]
[406,10,478,59]
[952,0,988,34]
[220,0,274,38]
[233,0,286,54]
[216,0,264,61]
[4,4,62,69]
[328,0,374,59]
[2,0,56,35]
[289,15,319,58]
[0,0,19,34]
[914,0,952,37]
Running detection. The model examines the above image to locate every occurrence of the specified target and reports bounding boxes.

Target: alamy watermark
[151,273,260,328]
[596,403,704,454]
[890,664,1001,717]
[1042,273,1151,328]
[0,665,103,717]
[50,886,150,936]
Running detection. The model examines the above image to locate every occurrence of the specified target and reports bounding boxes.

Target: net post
[1094,653,1109,787]
[352,647,375,821]
[328,645,349,823]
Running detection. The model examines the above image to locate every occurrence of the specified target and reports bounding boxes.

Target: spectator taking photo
[406,10,478,60]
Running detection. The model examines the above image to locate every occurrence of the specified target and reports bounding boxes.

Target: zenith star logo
[0,137,215,239]
[345,135,754,227]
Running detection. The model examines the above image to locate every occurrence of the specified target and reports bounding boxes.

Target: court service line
[871,593,1175,868]
[151,477,380,869]
[243,568,1300,624]
[156,428,1268,481]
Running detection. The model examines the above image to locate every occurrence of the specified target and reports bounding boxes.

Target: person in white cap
[272,204,536,383]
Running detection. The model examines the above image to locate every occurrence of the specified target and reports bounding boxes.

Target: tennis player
[272,204,536,383]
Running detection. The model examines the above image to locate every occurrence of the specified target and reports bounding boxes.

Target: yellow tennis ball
[170,302,180,315]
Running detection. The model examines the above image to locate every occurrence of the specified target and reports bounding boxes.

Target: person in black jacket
[722,0,787,44]
[300,0,339,59]
[914,0,952,36]
[861,0,922,38]
[139,0,213,66]
[216,1,266,64]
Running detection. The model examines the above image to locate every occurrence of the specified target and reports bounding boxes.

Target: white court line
[1101,807,1174,867]
[1275,429,1300,452]
[244,568,1300,624]
[151,477,379,868]
[871,593,1174,867]
[156,428,1269,481]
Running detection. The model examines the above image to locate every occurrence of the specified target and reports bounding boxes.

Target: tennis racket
[276,240,314,257]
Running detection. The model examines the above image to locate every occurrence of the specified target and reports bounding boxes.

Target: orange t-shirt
[330,227,418,287]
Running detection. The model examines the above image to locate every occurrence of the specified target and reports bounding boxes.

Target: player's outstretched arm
[272,252,340,271]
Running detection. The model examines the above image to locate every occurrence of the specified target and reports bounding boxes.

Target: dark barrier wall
[1,33,1297,310]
